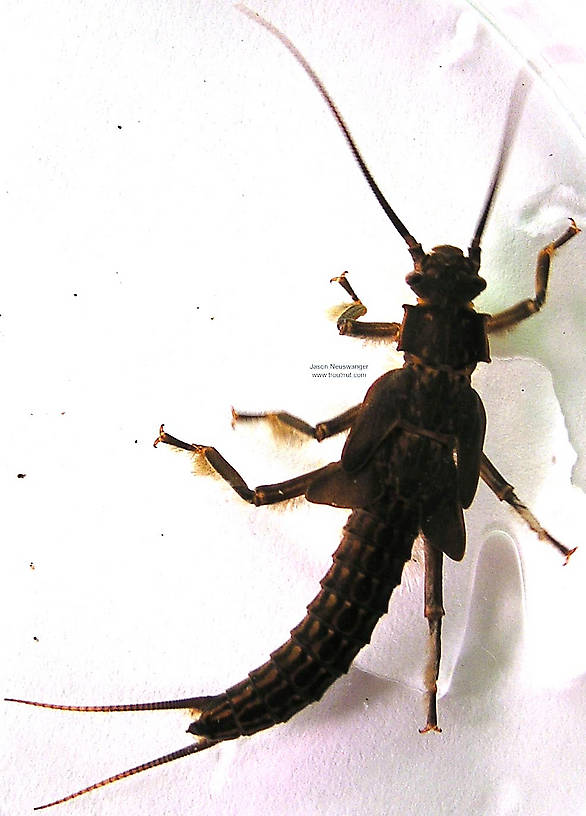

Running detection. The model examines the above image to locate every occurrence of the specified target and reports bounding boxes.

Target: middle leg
[154,425,335,506]
[480,453,576,563]
[232,404,361,442]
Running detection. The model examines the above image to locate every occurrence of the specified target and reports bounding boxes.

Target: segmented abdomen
[189,505,417,741]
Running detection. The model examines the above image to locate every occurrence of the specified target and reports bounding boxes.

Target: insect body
[7,6,580,809]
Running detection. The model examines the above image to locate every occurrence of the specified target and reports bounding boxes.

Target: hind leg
[419,540,444,734]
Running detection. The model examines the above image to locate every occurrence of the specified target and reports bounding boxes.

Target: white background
[1,1,586,815]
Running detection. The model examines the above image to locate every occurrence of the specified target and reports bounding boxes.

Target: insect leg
[232,404,360,441]
[480,453,576,563]
[419,540,444,734]
[331,272,401,338]
[487,219,580,332]
[154,424,335,505]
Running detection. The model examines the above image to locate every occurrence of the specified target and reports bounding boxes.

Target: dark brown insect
[6,6,580,810]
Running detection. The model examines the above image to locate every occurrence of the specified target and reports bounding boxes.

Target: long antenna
[237,4,420,251]
[470,75,529,251]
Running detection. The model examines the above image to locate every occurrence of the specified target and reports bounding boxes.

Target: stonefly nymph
[7,5,579,809]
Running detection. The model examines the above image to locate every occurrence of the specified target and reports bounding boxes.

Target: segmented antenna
[237,4,420,252]
[470,76,529,252]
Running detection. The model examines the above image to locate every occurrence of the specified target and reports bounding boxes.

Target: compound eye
[405,271,423,287]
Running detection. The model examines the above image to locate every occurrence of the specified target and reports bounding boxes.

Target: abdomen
[189,506,417,740]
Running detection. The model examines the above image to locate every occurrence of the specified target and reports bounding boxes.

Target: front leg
[154,425,334,506]
[331,272,401,339]
[487,220,580,332]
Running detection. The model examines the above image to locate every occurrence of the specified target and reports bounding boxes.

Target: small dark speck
[117,125,122,130]
[73,293,78,297]
[17,473,26,479]
[33,636,39,642]
[548,153,553,157]
[210,316,215,321]
[520,388,525,393]
[365,697,369,702]
[161,532,164,537]
[30,562,35,570]
[196,306,200,310]
[438,64,443,68]
[134,439,138,444]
